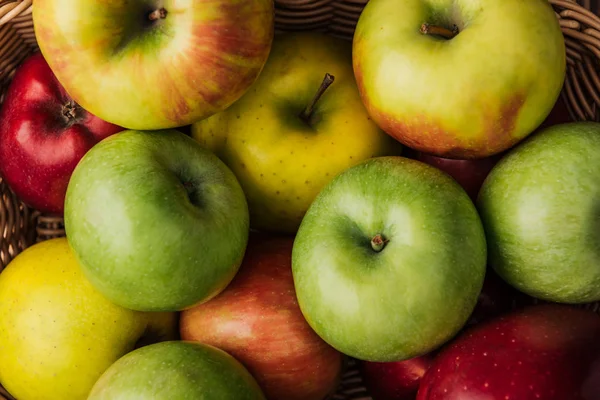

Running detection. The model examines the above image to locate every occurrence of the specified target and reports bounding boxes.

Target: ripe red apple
[417,304,600,400]
[467,268,531,326]
[0,52,123,215]
[360,354,434,400]
[179,234,344,400]
[411,152,501,201]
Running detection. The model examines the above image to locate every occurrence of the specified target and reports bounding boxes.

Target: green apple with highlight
[64,129,250,312]
[88,341,266,400]
[352,0,566,159]
[477,122,600,304]
[291,156,487,362]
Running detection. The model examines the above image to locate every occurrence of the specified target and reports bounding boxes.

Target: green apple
[477,122,600,304]
[291,156,487,362]
[191,32,403,234]
[64,129,249,312]
[88,341,266,399]
[0,238,178,400]
[32,0,274,130]
[352,0,566,159]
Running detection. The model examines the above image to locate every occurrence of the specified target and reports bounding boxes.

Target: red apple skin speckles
[417,304,600,400]
[179,233,344,400]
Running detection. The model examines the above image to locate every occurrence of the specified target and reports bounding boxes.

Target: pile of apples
[1,0,600,399]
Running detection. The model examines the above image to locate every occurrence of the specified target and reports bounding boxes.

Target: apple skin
[64,129,250,312]
[467,267,530,326]
[477,122,600,304]
[352,0,566,159]
[32,0,274,130]
[0,52,123,215]
[0,238,178,400]
[180,233,344,400]
[355,271,524,400]
[412,152,501,201]
[88,341,266,400]
[360,354,434,400]
[291,156,487,362]
[406,94,573,202]
[191,32,403,234]
[417,304,600,400]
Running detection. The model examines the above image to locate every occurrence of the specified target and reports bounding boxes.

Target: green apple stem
[371,234,389,252]
[148,8,168,21]
[299,73,335,123]
[420,23,459,39]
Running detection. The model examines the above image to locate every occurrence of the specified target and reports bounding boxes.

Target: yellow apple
[191,32,403,234]
[0,238,178,400]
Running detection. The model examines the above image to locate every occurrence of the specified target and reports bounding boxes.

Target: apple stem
[299,73,335,123]
[420,23,459,39]
[148,8,167,21]
[371,234,389,252]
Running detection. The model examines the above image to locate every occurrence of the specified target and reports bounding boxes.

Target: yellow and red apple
[32,0,275,130]
[352,0,566,159]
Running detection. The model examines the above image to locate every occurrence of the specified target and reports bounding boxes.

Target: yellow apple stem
[148,8,168,21]
[299,73,335,122]
[420,23,458,39]
[371,234,389,252]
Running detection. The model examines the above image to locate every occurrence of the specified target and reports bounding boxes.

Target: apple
[467,267,530,326]
[291,156,487,362]
[411,152,501,201]
[88,341,266,399]
[180,233,344,400]
[32,0,275,130]
[415,95,570,208]
[360,354,434,400]
[417,304,600,399]
[352,0,566,159]
[408,95,573,219]
[477,122,600,304]
[0,238,178,400]
[191,32,403,234]
[63,129,250,312]
[0,51,123,216]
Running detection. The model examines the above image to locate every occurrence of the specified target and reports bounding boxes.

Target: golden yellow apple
[0,238,178,400]
[191,32,403,234]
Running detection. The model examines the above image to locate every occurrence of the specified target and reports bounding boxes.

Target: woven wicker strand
[0,178,35,274]
[2,1,600,400]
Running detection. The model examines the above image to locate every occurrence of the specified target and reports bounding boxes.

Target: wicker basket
[2,0,600,399]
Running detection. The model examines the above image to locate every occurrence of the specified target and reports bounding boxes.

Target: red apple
[417,304,600,400]
[179,234,344,400]
[361,354,434,400]
[412,152,501,201]
[467,268,531,326]
[0,52,123,215]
